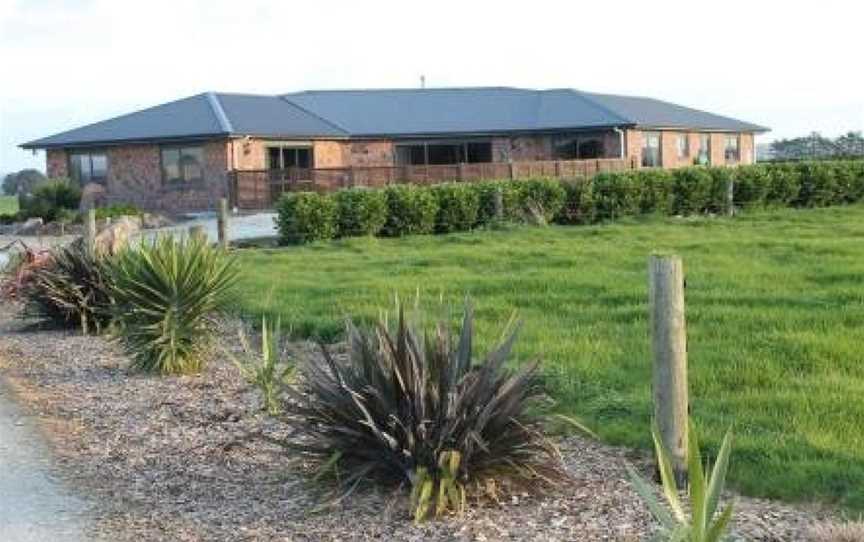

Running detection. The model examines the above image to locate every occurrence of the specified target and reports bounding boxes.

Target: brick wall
[46,149,68,178]
[348,140,394,166]
[627,129,757,168]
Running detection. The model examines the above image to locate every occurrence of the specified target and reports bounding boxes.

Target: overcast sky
[1,0,862,174]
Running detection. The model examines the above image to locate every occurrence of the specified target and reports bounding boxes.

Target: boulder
[141,212,173,230]
[15,217,43,235]
[79,183,107,212]
[94,216,140,254]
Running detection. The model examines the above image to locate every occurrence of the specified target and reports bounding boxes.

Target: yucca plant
[24,239,115,334]
[110,234,238,374]
[627,419,735,542]
[229,316,293,415]
[282,303,562,521]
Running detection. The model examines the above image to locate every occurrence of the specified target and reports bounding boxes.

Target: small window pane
[466,142,492,163]
[180,147,203,182]
[677,135,689,158]
[641,132,661,167]
[268,147,282,169]
[161,148,181,183]
[578,138,602,159]
[724,136,740,163]
[91,154,107,182]
[699,134,711,165]
[296,148,311,168]
[427,144,462,165]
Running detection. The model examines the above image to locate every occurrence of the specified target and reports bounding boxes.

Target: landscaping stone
[15,217,43,235]
[94,216,139,254]
[0,305,839,541]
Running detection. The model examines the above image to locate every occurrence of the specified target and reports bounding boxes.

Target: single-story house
[21,87,768,212]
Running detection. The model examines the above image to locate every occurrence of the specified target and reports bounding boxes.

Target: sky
[1,0,862,174]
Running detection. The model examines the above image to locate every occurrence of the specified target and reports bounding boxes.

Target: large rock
[94,216,140,254]
[141,212,173,230]
[79,183,107,212]
[15,217,43,235]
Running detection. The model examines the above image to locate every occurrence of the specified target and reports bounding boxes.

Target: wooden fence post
[726,178,735,217]
[493,186,504,221]
[85,208,97,253]
[217,198,229,250]
[509,161,516,180]
[648,254,689,485]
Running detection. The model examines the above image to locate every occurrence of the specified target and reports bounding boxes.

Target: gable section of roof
[582,91,769,132]
[22,94,227,148]
[214,93,347,137]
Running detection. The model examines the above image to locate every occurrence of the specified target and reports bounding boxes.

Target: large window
[641,132,661,167]
[161,146,203,184]
[698,134,711,165]
[395,141,492,166]
[677,134,689,159]
[724,135,740,164]
[267,146,312,169]
[552,134,604,160]
[69,151,108,184]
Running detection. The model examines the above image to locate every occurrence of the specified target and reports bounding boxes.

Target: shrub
[283,303,562,521]
[110,235,238,374]
[473,180,522,224]
[634,169,673,215]
[763,163,801,206]
[432,183,480,233]
[94,203,142,221]
[229,317,292,415]
[592,172,639,221]
[732,164,770,209]
[513,178,566,224]
[23,239,115,334]
[848,160,864,203]
[796,162,841,207]
[555,177,595,225]
[627,419,734,542]
[333,188,388,237]
[382,184,439,236]
[19,179,81,222]
[275,192,337,244]
[671,167,714,215]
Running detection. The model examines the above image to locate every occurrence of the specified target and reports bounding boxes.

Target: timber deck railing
[229,156,638,210]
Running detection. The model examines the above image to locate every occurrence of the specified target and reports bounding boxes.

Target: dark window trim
[266,145,314,170]
[394,138,493,166]
[160,144,205,185]
[67,149,109,185]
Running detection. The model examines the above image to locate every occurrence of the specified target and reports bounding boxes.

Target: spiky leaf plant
[283,303,562,521]
[627,419,735,542]
[24,239,115,334]
[229,316,293,415]
[110,235,238,374]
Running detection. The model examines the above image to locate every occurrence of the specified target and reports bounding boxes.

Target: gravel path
[0,305,838,541]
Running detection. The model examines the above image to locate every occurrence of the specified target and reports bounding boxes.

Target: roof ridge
[564,89,634,125]
[206,92,234,133]
[284,86,529,95]
[277,95,351,135]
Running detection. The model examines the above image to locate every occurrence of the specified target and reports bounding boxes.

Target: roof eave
[634,124,770,134]
[19,132,234,150]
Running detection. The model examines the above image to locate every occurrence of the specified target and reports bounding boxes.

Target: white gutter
[613,127,626,159]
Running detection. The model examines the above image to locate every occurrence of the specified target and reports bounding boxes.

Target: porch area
[229,156,638,210]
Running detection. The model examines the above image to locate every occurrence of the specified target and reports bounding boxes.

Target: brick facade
[624,129,755,168]
[47,149,68,178]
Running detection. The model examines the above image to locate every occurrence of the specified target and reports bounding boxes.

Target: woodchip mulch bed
[0,304,837,541]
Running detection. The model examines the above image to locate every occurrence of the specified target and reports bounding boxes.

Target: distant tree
[2,168,46,196]
[834,131,864,157]
[770,131,864,160]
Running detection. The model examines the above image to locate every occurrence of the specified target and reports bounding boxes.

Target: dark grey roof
[584,92,769,132]
[21,87,768,149]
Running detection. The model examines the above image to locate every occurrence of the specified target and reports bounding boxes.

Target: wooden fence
[229,157,638,210]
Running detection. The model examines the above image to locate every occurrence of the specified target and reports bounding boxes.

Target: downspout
[612,127,626,159]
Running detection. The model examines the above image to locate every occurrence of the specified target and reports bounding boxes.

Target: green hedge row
[275,160,864,243]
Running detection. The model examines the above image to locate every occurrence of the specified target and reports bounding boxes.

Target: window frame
[641,131,662,168]
[394,139,492,166]
[266,145,314,170]
[68,150,108,185]
[160,145,205,185]
[677,133,689,159]
[724,135,740,164]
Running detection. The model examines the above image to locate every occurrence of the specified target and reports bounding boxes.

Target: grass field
[0,195,18,216]
[235,205,864,509]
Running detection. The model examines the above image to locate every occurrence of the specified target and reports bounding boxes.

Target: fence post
[648,254,689,485]
[509,161,516,180]
[85,208,97,253]
[726,177,735,217]
[217,198,229,250]
[493,186,504,221]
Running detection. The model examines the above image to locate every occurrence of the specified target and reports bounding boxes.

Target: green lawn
[234,205,864,510]
[0,195,18,216]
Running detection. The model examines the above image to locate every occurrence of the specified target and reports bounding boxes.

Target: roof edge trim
[207,92,234,133]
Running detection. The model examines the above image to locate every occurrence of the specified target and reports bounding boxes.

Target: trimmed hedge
[334,188,387,237]
[276,192,337,244]
[275,160,864,244]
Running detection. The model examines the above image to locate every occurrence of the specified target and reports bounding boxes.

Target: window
[724,135,740,164]
[552,134,604,160]
[641,132,661,167]
[161,146,203,184]
[698,134,711,165]
[394,141,492,165]
[677,134,689,159]
[267,147,312,169]
[69,151,108,184]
